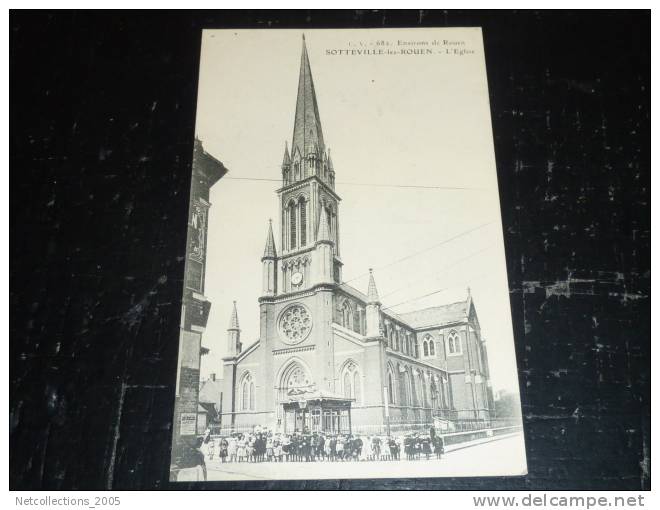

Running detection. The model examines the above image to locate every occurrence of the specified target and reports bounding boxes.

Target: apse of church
[220,37,494,435]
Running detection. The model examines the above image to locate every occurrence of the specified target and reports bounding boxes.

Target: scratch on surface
[119,275,168,329]
[106,381,126,489]
[519,273,646,303]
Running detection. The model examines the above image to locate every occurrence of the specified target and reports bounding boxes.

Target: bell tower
[276,35,342,295]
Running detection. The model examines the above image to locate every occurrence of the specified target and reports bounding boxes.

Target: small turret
[367,268,381,305]
[227,301,241,355]
[282,141,291,167]
[366,269,382,337]
[262,220,277,296]
[262,219,277,260]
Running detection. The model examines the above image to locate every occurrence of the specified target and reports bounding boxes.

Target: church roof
[338,282,470,331]
[397,301,468,329]
[292,36,325,158]
[262,219,277,258]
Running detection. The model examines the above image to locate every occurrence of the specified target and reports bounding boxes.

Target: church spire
[367,269,381,304]
[262,219,277,259]
[292,35,325,158]
[282,141,291,167]
[228,301,240,330]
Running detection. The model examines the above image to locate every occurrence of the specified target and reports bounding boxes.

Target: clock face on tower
[291,271,303,286]
[278,304,312,344]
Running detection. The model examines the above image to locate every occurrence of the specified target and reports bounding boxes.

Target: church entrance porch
[282,396,352,435]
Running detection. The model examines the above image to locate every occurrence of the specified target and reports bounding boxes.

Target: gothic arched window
[447,330,461,355]
[343,371,351,398]
[288,201,297,250]
[340,300,353,330]
[299,197,307,246]
[341,362,361,404]
[353,307,362,334]
[419,373,429,407]
[353,370,361,404]
[387,366,396,404]
[403,371,413,407]
[422,334,435,358]
[241,372,255,411]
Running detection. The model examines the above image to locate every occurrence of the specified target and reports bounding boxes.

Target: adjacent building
[172,139,227,456]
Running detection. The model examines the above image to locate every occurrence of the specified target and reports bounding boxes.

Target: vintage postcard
[170,27,526,482]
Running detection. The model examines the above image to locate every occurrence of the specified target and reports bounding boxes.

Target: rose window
[279,304,312,343]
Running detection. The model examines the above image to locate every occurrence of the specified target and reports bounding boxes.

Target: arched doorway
[276,358,353,434]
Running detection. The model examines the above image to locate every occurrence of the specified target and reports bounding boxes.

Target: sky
[194,28,522,395]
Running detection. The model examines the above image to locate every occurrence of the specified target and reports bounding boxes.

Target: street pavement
[204,432,527,481]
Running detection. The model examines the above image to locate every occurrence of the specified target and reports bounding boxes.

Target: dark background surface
[10,11,650,490]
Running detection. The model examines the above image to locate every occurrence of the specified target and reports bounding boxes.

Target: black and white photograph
[169,28,526,482]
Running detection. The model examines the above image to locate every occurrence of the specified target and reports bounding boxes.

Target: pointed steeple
[292,35,325,158]
[262,219,277,259]
[367,269,381,304]
[228,301,240,330]
[282,141,291,166]
[316,205,331,242]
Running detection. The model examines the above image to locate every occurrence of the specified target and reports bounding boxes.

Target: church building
[220,37,494,435]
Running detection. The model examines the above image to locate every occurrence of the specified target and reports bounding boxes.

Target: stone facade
[220,38,493,434]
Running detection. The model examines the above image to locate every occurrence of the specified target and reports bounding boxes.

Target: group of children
[202,429,444,463]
